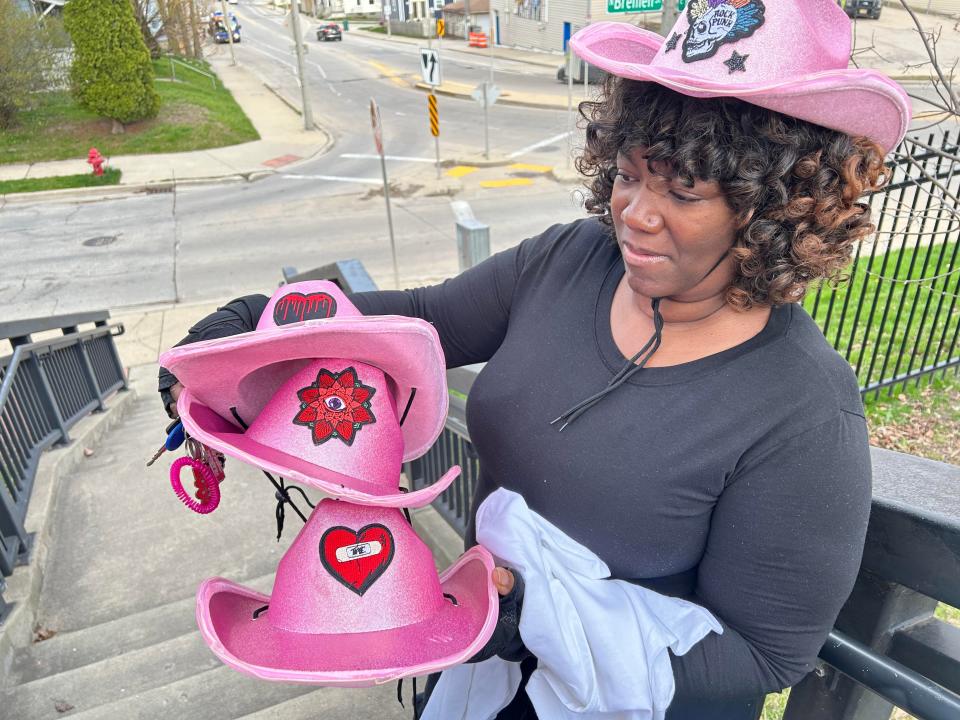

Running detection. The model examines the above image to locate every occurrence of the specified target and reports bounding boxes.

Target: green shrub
[0,0,67,129]
[63,0,161,126]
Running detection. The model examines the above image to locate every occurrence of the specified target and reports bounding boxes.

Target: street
[3,0,959,320]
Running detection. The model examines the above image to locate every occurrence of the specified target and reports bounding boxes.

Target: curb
[0,386,139,683]
[258,82,337,164]
[413,81,567,112]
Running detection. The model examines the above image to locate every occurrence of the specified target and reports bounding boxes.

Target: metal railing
[0,312,126,595]
[807,131,960,398]
[408,368,960,719]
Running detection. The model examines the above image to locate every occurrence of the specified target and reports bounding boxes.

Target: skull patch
[682,0,765,63]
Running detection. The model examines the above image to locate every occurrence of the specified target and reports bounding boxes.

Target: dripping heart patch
[273,291,338,326]
[320,524,395,596]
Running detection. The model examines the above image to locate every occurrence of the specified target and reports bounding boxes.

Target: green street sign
[607,0,685,13]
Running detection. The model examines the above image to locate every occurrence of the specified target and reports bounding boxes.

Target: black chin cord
[551,297,664,432]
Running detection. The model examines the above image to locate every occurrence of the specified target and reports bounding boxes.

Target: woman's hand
[168,382,184,418]
[493,567,515,596]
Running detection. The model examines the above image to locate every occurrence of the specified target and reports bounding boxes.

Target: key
[146,421,185,467]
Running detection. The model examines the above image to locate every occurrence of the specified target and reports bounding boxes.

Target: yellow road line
[480,178,535,188]
[509,163,552,173]
[447,166,479,178]
[366,59,412,88]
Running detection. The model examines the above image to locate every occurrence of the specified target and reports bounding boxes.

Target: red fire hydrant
[87,147,105,176]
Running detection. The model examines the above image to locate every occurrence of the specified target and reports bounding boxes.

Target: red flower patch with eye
[292,367,377,445]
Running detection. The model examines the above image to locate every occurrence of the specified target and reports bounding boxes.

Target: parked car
[316,23,342,41]
[843,0,881,19]
[214,17,241,43]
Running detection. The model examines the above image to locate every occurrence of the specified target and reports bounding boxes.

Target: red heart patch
[319,524,395,596]
[273,291,338,326]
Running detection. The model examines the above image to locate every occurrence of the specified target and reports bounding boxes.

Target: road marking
[480,178,535,188]
[447,166,478,178]
[340,153,435,163]
[281,174,382,184]
[507,131,574,159]
[366,59,413,88]
[244,44,298,73]
[509,163,552,173]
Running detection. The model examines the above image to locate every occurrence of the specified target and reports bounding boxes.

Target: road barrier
[468,31,487,48]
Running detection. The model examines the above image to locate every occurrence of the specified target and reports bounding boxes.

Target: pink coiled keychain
[169,437,225,514]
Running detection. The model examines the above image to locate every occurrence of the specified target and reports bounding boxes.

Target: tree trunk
[187,0,203,59]
[111,118,125,134]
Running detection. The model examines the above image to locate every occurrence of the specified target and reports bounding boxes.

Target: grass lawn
[0,167,121,194]
[0,57,258,165]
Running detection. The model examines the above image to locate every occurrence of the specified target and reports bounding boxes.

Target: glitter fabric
[196,500,499,686]
[569,0,911,153]
[160,280,449,462]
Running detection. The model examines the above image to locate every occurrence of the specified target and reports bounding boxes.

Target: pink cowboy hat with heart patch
[196,498,498,685]
[160,281,458,507]
[570,0,911,153]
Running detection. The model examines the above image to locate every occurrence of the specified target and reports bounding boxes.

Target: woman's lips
[622,243,669,266]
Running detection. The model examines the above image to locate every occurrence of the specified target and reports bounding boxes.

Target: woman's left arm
[669,409,872,703]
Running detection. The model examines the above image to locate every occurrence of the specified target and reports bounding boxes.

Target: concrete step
[11,574,273,686]
[236,682,419,720]
[48,664,413,720]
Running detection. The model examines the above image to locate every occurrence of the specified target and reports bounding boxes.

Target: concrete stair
[0,367,461,719]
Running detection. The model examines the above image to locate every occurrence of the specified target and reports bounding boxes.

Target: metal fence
[0,312,126,592]
[807,131,960,398]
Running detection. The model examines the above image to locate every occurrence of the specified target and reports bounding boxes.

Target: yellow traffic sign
[437,18,445,37]
[428,94,439,137]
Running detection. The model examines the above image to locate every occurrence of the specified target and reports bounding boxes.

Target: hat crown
[652,0,850,84]
[244,358,404,495]
[257,280,361,331]
[267,500,445,634]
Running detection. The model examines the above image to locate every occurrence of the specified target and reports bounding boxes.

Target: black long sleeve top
[159,217,872,712]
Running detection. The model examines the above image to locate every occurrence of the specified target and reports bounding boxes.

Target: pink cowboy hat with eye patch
[570,0,911,153]
[159,281,458,508]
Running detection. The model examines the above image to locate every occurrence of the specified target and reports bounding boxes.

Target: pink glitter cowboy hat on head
[159,281,458,507]
[570,0,911,153]
[196,498,498,685]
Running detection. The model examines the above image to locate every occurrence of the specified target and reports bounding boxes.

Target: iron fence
[807,131,960,398]
[0,312,126,586]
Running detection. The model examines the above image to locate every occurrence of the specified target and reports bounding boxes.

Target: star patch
[293,367,376,446]
[723,50,749,73]
[665,32,681,53]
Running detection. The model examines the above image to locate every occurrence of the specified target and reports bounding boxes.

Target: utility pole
[660,0,681,34]
[289,0,314,130]
[383,0,392,36]
[218,0,237,66]
[488,0,495,83]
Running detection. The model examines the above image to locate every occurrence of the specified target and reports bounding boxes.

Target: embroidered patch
[664,32,681,53]
[723,50,749,73]
[273,291,338,325]
[293,367,376,445]
[682,0,765,63]
[320,524,395,596]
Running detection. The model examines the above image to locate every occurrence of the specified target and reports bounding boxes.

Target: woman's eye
[325,396,346,411]
[669,190,699,203]
[615,171,636,183]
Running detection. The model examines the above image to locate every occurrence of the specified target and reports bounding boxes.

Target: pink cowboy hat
[196,499,498,685]
[160,281,458,508]
[570,0,911,153]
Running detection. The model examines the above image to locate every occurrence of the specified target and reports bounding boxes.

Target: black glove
[466,569,531,664]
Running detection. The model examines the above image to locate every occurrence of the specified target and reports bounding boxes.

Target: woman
[160,2,910,717]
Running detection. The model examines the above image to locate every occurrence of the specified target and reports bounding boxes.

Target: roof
[441,0,490,14]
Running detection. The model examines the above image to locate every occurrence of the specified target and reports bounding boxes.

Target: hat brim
[160,317,448,463]
[571,23,911,153]
[195,545,498,686]
[178,389,458,508]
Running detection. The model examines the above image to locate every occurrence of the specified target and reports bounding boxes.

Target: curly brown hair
[577,79,890,309]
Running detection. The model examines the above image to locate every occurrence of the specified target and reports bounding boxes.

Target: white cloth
[421,489,723,720]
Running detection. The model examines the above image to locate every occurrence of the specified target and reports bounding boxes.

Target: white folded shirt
[421,488,722,720]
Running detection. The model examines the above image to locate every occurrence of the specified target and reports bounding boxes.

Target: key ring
[170,456,221,514]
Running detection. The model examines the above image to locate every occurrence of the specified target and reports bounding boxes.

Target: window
[514,0,543,21]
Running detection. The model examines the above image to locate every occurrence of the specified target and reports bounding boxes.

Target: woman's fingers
[492,567,515,596]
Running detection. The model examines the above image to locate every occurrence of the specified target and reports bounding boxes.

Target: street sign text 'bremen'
[607,0,685,12]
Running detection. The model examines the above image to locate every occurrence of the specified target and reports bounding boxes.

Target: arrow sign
[419,48,441,86]
[471,83,500,107]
